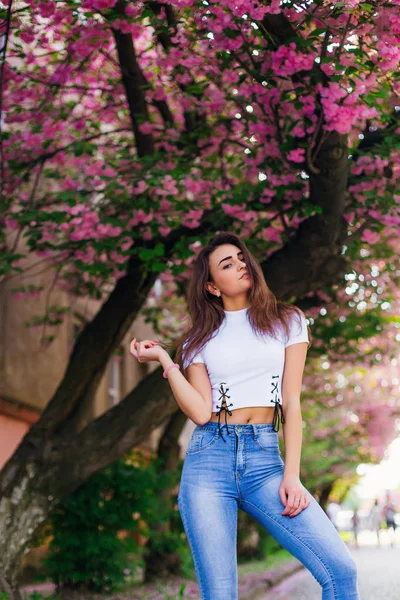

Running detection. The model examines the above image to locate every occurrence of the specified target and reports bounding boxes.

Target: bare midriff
[209,406,275,425]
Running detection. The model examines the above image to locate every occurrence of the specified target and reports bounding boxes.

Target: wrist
[283,470,300,480]
[158,348,174,369]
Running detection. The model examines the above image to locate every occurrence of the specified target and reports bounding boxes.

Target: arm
[158,348,212,425]
[130,339,212,425]
[279,341,309,517]
[281,342,308,477]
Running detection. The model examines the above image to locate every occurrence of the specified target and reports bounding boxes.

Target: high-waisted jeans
[177,422,359,600]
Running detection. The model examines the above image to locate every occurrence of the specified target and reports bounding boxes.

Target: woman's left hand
[279,474,310,518]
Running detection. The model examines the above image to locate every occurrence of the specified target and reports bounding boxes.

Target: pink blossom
[90,0,117,9]
[377,41,400,71]
[361,229,380,244]
[271,43,316,77]
[263,227,282,243]
[159,226,172,236]
[287,148,305,163]
[36,1,56,18]
[132,181,148,194]
[138,122,153,135]
[5,218,19,230]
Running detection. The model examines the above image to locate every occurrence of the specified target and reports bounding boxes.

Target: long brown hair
[164,232,309,373]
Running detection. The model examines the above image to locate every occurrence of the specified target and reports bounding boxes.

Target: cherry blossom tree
[0,0,400,595]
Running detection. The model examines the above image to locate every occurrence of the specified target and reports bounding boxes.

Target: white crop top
[182,307,309,414]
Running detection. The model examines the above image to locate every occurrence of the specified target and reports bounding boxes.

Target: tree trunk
[0,364,178,597]
[143,409,188,581]
[319,483,334,512]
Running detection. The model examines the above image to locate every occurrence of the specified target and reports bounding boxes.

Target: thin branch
[336,15,352,61]
[39,262,64,347]
[0,256,62,284]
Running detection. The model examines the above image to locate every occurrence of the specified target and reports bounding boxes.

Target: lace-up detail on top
[214,382,233,441]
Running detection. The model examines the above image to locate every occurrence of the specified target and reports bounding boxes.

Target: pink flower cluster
[377,41,400,72]
[351,155,389,176]
[222,203,258,223]
[318,83,378,134]
[60,206,122,242]
[82,0,117,9]
[271,43,316,77]
[361,229,380,245]
[287,148,305,164]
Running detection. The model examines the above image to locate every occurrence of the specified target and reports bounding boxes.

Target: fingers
[279,485,287,509]
[129,338,159,358]
[142,340,159,349]
[289,495,311,518]
[282,491,297,516]
[290,496,309,518]
[281,490,310,518]
[129,338,138,358]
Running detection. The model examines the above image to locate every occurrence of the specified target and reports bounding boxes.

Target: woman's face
[206,243,251,299]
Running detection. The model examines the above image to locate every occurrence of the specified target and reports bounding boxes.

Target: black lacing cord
[215,383,233,442]
[272,399,285,432]
[214,382,284,437]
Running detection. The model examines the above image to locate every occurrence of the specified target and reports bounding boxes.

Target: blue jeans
[177,422,359,600]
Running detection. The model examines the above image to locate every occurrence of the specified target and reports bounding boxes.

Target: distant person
[326,500,341,531]
[369,499,382,545]
[351,510,360,548]
[383,499,397,547]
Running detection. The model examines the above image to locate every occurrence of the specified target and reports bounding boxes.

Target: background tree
[0,1,399,596]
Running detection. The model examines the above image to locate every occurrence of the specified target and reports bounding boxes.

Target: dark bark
[264,131,349,300]
[319,483,334,512]
[112,0,154,156]
[143,409,188,581]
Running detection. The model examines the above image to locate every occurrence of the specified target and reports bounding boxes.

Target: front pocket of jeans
[254,433,281,453]
[186,430,219,455]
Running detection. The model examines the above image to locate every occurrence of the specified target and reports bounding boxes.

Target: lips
[240,272,248,279]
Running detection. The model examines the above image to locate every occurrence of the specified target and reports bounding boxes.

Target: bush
[44,450,183,593]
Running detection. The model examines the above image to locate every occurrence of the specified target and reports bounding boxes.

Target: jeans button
[237,426,241,432]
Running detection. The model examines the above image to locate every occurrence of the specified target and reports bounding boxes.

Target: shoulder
[284,308,309,348]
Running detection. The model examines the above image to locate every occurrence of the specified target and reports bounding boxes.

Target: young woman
[130,232,359,600]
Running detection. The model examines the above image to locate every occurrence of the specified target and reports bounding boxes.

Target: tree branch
[146,1,207,135]
[112,0,154,156]
[261,130,349,300]
[56,366,178,493]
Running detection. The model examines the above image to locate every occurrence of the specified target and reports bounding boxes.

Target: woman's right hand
[129,338,164,363]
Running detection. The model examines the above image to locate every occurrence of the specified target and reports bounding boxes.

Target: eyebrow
[218,250,244,266]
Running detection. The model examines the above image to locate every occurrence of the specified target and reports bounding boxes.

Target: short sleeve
[182,339,205,369]
[285,311,309,348]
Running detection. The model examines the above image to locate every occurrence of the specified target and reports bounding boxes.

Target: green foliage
[43,450,184,594]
